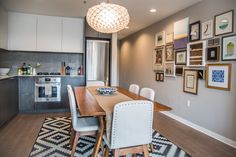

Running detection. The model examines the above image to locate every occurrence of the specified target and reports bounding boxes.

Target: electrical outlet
[187,100,191,107]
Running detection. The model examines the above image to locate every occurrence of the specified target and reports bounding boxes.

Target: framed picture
[206,64,231,91]
[184,67,206,80]
[189,21,201,42]
[175,49,187,65]
[222,34,236,61]
[166,33,173,44]
[153,47,164,71]
[155,31,166,47]
[206,46,220,61]
[187,41,207,67]
[165,44,174,61]
[156,72,164,82]
[183,69,198,95]
[175,66,184,76]
[174,17,189,40]
[202,20,213,39]
[208,38,220,46]
[214,10,234,36]
[164,62,175,77]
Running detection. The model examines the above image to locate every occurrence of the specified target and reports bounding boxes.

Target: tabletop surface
[73,86,172,117]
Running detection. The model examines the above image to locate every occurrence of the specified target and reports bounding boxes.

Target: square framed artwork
[183,69,198,95]
[175,66,184,76]
[164,62,175,77]
[155,31,166,47]
[206,46,220,61]
[208,38,220,46]
[206,64,231,91]
[175,49,187,65]
[165,44,174,61]
[214,10,234,36]
[156,72,164,82]
[189,21,201,42]
[222,34,236,61]
[153,47,164,71]
[202,20,213,39]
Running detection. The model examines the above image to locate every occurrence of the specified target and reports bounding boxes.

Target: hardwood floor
[0,112,235,157]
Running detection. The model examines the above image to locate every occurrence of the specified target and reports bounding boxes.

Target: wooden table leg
[92,116,105,157]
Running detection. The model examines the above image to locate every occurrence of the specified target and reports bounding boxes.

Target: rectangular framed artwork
[222,34,236,61]
[155,31,166,47]
[189,21,201,42]
[153,47,164,71]
[202,20,213,39]
[183,69,198,95]
[175,49,187,65]
[164,62,175,77]
[156,72,164,82]
[214,10,234,36]
[206,46,220,61]
[206,64,231,91]
[165,44,174,61]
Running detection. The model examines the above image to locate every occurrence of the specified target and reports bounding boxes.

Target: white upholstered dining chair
[129,84,140,95]
[86,80,105,86]
[103,100,154,157]
[140,88,155,101]
[67,85,100,157]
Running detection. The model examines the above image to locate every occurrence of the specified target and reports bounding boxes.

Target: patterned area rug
[29,117,191,157]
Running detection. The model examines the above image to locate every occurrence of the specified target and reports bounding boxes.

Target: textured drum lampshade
[86,2,130,33]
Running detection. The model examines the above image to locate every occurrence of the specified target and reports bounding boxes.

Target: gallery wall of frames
[153,10,235,94]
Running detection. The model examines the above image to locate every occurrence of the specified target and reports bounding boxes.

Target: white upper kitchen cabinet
[8,12,37,51]
[0,6,8,49]
[37,15,62,52]
[62,18,84,53]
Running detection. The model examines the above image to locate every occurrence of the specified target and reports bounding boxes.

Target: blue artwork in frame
[212,70,224,83]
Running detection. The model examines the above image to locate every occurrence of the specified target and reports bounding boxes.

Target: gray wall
[0,50,83,75]
[119,0,236,141]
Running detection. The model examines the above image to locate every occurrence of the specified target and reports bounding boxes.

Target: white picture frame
[166,33,173,44]
[202,20,213,39]
[164,62,175,77]
[155,31,166,47]
[153,47,165,71]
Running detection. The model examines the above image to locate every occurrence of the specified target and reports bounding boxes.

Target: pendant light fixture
[86,0,130,33]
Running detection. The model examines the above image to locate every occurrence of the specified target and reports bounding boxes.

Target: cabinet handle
[9,77,15,80]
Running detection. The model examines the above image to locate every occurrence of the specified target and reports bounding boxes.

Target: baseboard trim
[161,111,236,148]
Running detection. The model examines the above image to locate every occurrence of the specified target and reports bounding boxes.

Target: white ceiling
[1,0,202,39]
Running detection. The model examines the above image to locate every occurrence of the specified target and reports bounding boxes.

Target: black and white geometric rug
[29,117,191,157]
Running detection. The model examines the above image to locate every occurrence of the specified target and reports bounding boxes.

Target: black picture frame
[175,66,184,76]
[155,72,164,82]
[206,46,220,61]
[222,34,236,61]
[189,21,201,42]
[214,10,234,36]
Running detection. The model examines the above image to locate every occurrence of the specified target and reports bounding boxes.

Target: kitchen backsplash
[0,49,83,75]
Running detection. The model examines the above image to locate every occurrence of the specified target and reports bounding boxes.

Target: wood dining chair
[129,84,140,95]
[67,85,102,157]
[103,100,154,157]
[87,80,105,86]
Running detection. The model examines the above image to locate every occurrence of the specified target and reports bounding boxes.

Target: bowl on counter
[0,68,10,76]
[96,87,117,95]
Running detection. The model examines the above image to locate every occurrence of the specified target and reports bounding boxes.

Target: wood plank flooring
[0,112,235,157]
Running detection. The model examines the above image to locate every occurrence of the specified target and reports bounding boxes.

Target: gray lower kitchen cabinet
[0,77,18,127]
[19,76,85,113]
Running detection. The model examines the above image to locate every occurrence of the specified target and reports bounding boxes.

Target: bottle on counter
[22,63,27,75]
[65,66,71,75]
[61,62,66,75]
[27,64,33,75]
[78,65,83,75]
[18,68,22,75]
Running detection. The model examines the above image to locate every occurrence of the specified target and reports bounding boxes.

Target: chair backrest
[67,85,78,129]
[129,84,140,95]
[140,88,155,101]
[110,100,154,149]
[86,80,105,87]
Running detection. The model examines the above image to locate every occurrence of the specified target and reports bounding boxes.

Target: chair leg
[71,132,80,157]
[69,129,75,149]
[132,154,137,157]
[150,143,154,152]
[104,145,110,157]
[114,149,119,157]
[100,141,104,157]
[143,145,149,157]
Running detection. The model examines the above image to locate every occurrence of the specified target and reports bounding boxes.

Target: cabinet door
[8,12,37,51]
[62,18,84,53]
[0,7,8,49]
[37,15,62,52]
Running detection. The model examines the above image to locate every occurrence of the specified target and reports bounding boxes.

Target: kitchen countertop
[0,75,85,80]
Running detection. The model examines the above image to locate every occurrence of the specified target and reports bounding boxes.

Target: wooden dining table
[73,86,172,157]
